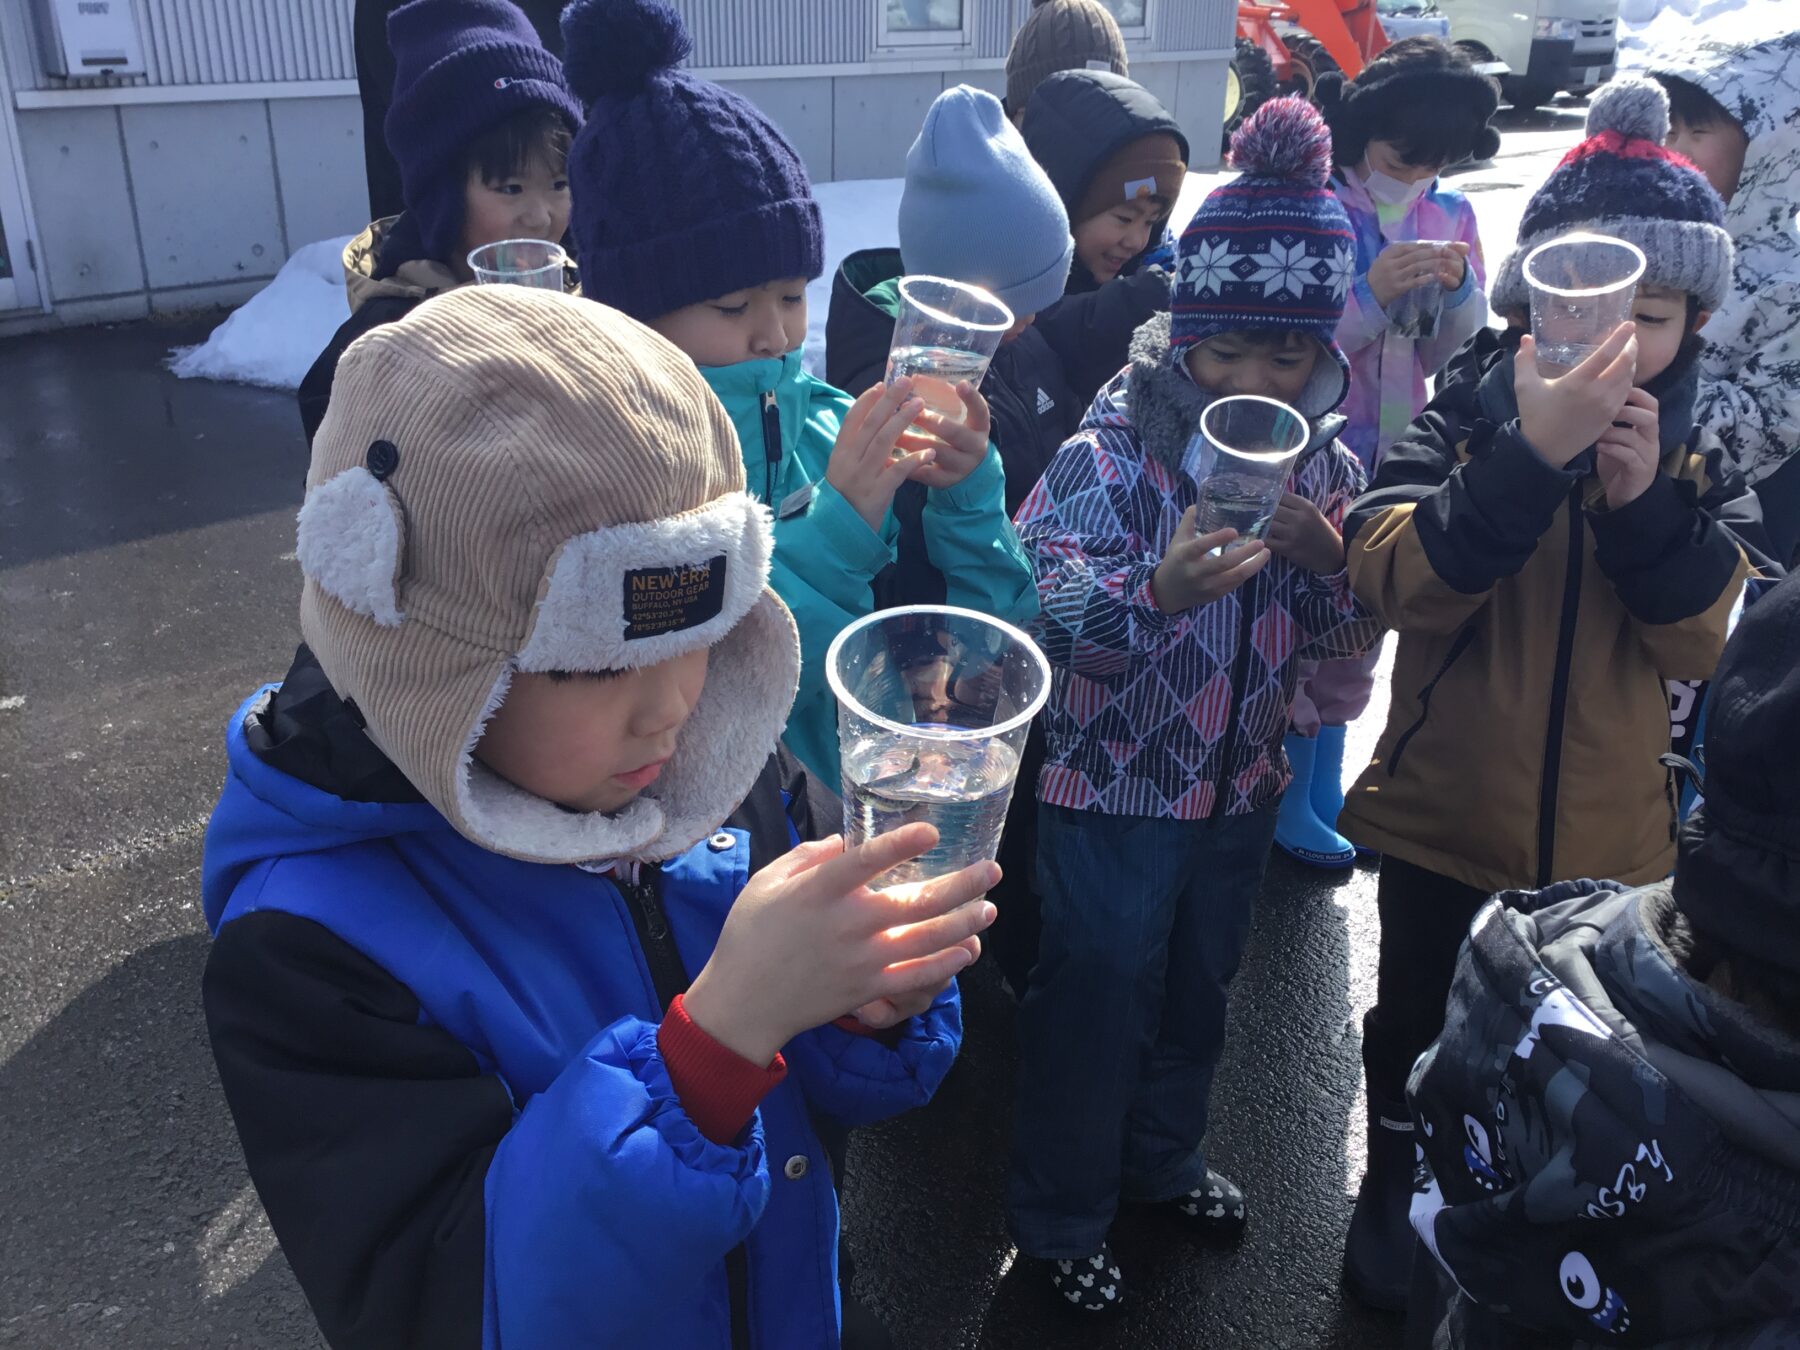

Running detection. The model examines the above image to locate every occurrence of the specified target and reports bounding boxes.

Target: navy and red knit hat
[1172,97,1355,404]
[560,0,825,324]
[383,0,582,260]
[1490,78,1733,316]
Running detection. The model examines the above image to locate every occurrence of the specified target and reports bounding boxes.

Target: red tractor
[1224,0,1390,141]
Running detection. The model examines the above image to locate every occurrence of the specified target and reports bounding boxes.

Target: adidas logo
[1036,388,1055,415]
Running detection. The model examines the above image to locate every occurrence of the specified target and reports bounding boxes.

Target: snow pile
[1619,0,1791,57]
[168,236,352,391]
[174,167,1229,391]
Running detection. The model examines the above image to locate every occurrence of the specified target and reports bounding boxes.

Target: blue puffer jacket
[200,679,961,1350]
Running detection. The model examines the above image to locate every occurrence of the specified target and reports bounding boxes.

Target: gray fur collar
[1123,313,1347,473]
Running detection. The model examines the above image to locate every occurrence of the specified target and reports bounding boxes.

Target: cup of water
[884,276,1014,426]
[1523,231,1645,375]
[1189,395,1310,549]
[1387,240,1454,339]
[466,238,568,290]
[828,604,1050,892]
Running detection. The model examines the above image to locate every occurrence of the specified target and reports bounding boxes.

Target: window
[877,0,970,47]
[1099,0,1151,37]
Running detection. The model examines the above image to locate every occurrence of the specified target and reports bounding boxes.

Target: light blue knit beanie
[898,85,1074,320]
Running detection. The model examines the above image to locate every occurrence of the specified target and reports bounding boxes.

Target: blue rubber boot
[1312,724,1378,860]
[1276,733,1356,869]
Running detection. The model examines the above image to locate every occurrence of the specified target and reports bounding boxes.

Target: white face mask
[1361,155,1431,208]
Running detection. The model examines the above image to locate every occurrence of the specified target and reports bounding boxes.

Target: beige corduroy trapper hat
[292,285,799,865]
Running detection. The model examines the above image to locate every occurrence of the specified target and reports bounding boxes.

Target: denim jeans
[1006,802,1279,1258]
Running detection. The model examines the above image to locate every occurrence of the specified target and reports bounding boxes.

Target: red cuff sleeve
[658,993,787,1145]
[832,1014,905,1048]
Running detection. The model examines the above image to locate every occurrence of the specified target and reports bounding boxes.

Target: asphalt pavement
[0,103,1588,1350]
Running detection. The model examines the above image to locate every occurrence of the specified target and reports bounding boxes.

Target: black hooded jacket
[1020,70,1188,407]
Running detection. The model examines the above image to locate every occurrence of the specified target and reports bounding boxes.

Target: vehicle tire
[1280,33,1341,101]
[1502,76,1556,111]
[1225,37,1277,148]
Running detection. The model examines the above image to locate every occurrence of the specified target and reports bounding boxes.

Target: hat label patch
[1124,177,1159,201]
[623,556,727,640]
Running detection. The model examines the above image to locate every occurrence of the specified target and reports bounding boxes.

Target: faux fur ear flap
[296,466,406,626]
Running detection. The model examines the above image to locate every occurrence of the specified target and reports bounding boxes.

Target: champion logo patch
[493,77,519,90]
[1036,387,1056,415]
[622,556,727,640]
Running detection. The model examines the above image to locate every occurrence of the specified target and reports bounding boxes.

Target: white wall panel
[15,107,144,298]
[268,94,364,245]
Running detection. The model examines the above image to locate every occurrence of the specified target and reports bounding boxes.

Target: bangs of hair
[1366,101,1489,169]
[464,105,574,184]
[1652,73,1736,131]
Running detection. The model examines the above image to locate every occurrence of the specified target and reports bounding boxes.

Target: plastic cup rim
[1521,231,1647,299]
[1200,393,1310,461]
[895,274,1016,334]
[825,603,1052,744]
[466,237,568,277]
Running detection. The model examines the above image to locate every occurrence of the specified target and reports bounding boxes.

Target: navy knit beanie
[1489,78,1733,316]
[1171,97,1355,403]
[383,0,583,262]
[560,0,825,323]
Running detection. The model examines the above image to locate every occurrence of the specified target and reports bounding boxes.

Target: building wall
[0,0,1228,332]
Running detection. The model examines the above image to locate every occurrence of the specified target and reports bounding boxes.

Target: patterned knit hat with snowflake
[1172,97,1355,396]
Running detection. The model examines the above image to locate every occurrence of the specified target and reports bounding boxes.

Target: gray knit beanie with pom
[1489,77,1733,317]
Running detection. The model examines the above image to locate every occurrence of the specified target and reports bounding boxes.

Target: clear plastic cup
[883,276,1014,425]
[466,238,568,290]
[1187,395,1310,549]
[828,604,1050,891]
[1523,232,1646,375]
[1388,239,1454,339]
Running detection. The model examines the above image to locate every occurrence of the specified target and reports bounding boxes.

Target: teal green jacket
[700,352,1037,782]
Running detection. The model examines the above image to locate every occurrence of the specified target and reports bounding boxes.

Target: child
[1643,29,1800,567]
[298,0,581,446]
[826,83,1077,576]
[1404,570,1800,1349]
[203,285,997,1349]
[1020,68,1190,410]
[1010,98,1382,1311]
[1002,0,1129,126]
[1337,78,1771,1311]
[1277,39,1500,868]
[560,0,1036,784]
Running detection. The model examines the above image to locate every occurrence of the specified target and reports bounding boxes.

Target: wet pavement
[0,105,1586,1349]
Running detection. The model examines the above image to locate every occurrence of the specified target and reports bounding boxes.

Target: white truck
[1434,0,1621,109]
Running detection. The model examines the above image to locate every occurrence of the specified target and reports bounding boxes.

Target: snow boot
[1050,1244,1126,1314]
[1343,1093,1418,1311]
[1311,723,1376,860]
[1276,733,1356,868]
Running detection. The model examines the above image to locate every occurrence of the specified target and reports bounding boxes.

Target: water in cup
[841,735,1021,889]
[1197,471,1282,539]
[1188,395,1309,548]
[885,277,1013,431]
[1523,232,1645,376]
[827,605,1050,894]
[885,344,990,424]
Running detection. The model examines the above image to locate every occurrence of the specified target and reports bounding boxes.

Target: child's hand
[1150,505,1271,614]
[843,940,979,1031]
[1514,324,1638,469]
[1264,493,1345,574]
[1595,387,1661,511]
[1434,241,1471,290]
[1367,242,1446,307]
[904,381,993,491]
[829,379,934,529]
[680,823,998,1067]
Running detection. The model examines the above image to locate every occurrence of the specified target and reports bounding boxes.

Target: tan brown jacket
[1340,330,1768,894]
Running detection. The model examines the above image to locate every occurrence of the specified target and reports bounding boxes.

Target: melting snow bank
[1619,0,1791,56]
[168,236,353,392]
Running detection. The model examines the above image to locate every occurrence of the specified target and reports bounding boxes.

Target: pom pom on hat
[1227,95,1333,186]
[1585,76,1670,145]
[560,0,691,103]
